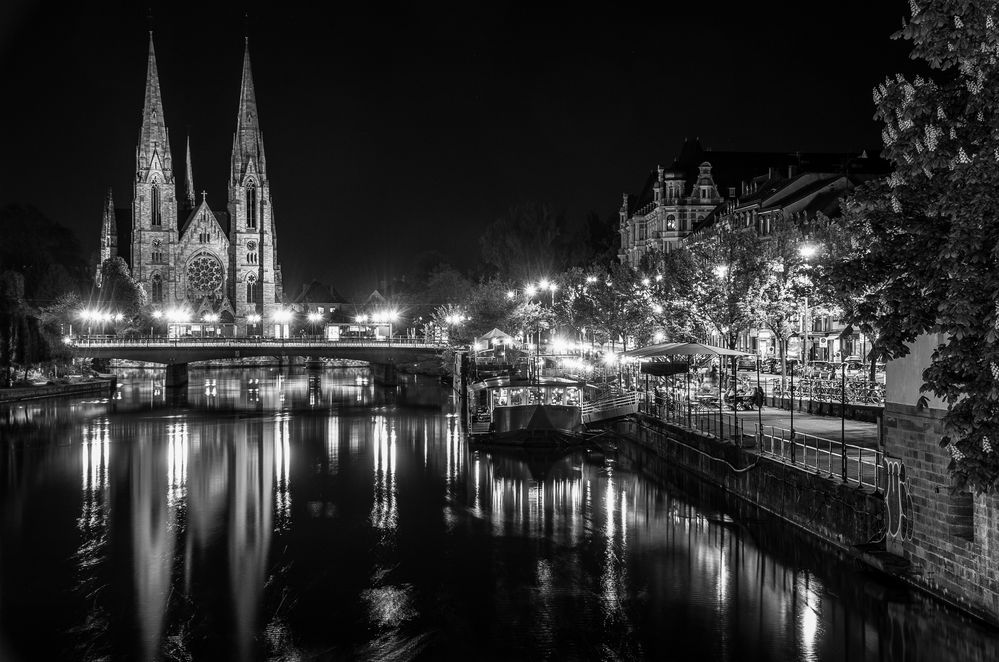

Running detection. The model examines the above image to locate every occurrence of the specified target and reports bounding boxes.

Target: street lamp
[799,243,818,373]
[151,309,162,337]
[272,309,293,339]
[247,313,262,337]
[307,311,323,339]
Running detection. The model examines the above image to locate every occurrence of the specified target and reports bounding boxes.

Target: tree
[638,248,700,342]
[574,262,646,351]
[747,216,834,379]
[684,223,761,350]
[824,0,999,491]
[96,257,146,326]
[480,202,589,281]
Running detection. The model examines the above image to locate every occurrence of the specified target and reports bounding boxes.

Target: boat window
[509,388,524,406]
[550,388,564,405]
[566,387,579,406]
[497,388,508,406]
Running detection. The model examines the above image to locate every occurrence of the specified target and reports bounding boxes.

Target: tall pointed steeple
[138,32,172,179]
[231,37,266,184]
[97,187,117,285]
[184,134,196,210]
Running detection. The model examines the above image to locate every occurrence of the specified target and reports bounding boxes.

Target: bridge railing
[68,336,447,350]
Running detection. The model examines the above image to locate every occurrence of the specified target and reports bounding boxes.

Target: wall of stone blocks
[884,401,999,623]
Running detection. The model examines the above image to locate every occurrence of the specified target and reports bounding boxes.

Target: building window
[247,240,258,264]
[246,274,257,304]
[152,251,163,263]
[151,273,163,303]
[151,184,161,226]
[246,184,257,229]
[199,230,210,243]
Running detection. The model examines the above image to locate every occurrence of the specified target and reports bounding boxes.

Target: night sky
[0,1,915,298]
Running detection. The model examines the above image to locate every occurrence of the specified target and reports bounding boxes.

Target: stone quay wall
[612,415,884,550]
[883,401,999,624]
[0,379,114,403]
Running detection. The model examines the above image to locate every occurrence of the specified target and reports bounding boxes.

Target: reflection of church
[97,34,283,334]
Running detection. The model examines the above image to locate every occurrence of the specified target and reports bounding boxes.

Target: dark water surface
[1,367,996,661]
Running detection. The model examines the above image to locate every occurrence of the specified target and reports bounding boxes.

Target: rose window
[186,255,224,294]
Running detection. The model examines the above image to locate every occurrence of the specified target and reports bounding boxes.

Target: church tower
[97,187,117,286]
[131,33,178,306]
[228,38,282,334]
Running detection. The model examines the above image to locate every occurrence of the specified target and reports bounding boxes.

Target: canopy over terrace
[622,342,753,441]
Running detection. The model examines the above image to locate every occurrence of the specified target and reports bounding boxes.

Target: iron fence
[638,396,883,491]
[755,423,884,491]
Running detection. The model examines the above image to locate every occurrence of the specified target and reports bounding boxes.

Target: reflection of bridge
[69,337,445,387]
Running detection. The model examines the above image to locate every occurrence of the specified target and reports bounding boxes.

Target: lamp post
[272,309,293,340]
[799,243,818,375]
[307,311,323,339]
[247,313,262,337]
[151,310,162,337]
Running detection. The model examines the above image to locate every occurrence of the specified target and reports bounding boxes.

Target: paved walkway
[734,406,880,447]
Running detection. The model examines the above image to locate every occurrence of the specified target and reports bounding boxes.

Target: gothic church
[98,34,284,335]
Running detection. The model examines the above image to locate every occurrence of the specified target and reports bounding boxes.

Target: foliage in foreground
[826,0,999,492]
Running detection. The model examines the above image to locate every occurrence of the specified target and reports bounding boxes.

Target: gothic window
[151,184,161,226]
[666,214,676,231]
[152,251,163,263]
[151,273,163,303]
[199,230,210,243]
[246,184,257,229]
[186,254,224,295]
[247,240,258,264]
[246,273,257,304]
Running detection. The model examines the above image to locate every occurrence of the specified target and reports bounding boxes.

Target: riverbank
[606,410,999,628]
[0,378,115,403]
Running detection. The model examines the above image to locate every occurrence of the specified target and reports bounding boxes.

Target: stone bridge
[68,337,446,387]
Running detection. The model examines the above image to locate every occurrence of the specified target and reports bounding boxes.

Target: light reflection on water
[0,367,996,661]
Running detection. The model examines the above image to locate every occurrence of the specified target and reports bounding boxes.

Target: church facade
[98,34,284,335]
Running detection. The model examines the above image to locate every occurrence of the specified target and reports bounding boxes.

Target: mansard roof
[622,138,887,216]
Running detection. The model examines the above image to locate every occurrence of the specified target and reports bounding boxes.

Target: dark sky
[0,1,915,298]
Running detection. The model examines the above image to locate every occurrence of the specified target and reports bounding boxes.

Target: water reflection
[0,367,996,661]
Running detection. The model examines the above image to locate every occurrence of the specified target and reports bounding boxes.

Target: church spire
[231,37,266,184]
[97,187,117,285]
[137,32,173,181]
[184,134,195,209]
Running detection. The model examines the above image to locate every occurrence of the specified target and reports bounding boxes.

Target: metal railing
[68,337,446,350]
[582,391,641,418]
[756,424,884,490]
[637,396,882,491]
[639,397,747,445]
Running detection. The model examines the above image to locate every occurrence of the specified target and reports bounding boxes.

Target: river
[1,367,996,661]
